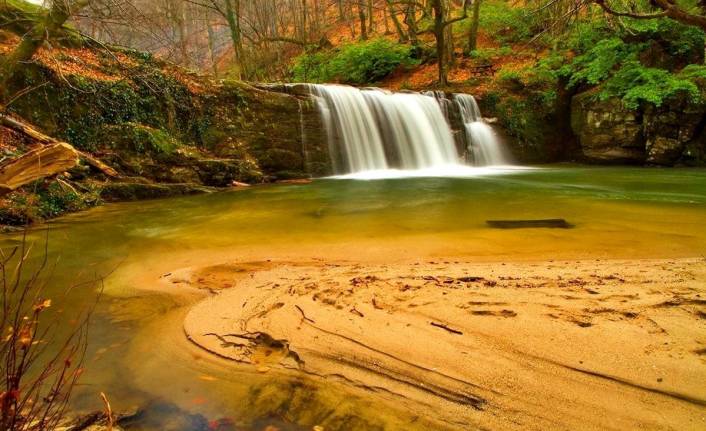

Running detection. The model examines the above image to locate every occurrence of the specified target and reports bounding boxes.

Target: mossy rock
[100,123,180,156]
[99,182,215,202]
[193,158,262,186]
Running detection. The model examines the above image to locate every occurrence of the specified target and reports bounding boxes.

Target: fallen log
[0,142,79,196]
[486,219,573,229]
[0,110,118,177]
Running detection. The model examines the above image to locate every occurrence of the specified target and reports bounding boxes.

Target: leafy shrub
[679,64,706,81]
[291,51,333,82]
[36,182,85,218]
[0,180,99,225]
[601,62,700,108]
[497,68,523,89]
[292,38,418,84]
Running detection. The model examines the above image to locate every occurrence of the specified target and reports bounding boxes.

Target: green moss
[104,123,179,155]
[0,0,43,36]
[0,0,85,46]
[5,58,211,152]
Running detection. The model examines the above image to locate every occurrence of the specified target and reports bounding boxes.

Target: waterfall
[454,94,510,166]
[309,84,459,173]
[306,84,511,176]
[309,85,388,173]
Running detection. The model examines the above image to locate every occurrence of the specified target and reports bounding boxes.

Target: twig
[350,306,364,318]
[430,321,463,335]
[294,304,315,323]
[100,392,113,431]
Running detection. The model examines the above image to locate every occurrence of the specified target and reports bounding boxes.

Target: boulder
[571,92,645,163]
[643,97,705,165]
[571,85,706,166]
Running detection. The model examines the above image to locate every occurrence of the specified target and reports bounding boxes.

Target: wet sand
[178,257,706,430]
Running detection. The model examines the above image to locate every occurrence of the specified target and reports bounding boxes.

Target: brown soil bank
[183,258,706,430]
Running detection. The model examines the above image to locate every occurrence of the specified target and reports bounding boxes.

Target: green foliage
[36,182,85,218]
[483,91,552,154]
[0,181,100,225]
[624,17,705,58]
[561,38,642,87]
[7,61,202,152]
[108,123,179,155]
[679,64,706,81]
[291,51,332,82]
[496,61,558,107]
[555,17,706,109]
[601,61,700,109]
[497,69,523,88]
[472,0,535,44]
[292,38,418,84]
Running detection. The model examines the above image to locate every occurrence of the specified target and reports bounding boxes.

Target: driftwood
[0,142,79,195]
[430,321,464,335]
[0,110,119,177]
[486,219,573,229]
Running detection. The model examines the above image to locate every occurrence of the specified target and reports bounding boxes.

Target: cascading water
[454,94,510,166]
[307,84,511,176]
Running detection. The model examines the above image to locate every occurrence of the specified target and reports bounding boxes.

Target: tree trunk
[206,15,219,77]
[224,0,243,80]
[301,0,308,38]
[466,0,481,53]
[383,4,391,34]
[173,0,189,65]
[358,0,368,40]
[0,0,90,101]
[404,4,418,44]
[0,110,118,177]
[0,143,79,195]
[368,0,374,33]
[337,0,345,21]
[431,0,448,85]
[386,0,408,42]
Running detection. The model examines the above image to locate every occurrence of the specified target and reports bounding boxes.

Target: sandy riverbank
[173,257,706,430]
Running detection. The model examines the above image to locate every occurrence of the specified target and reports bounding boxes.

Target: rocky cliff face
[571,91,706,165]
[2,51,331,184]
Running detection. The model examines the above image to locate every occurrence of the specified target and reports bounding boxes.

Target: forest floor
[174,256,706,430]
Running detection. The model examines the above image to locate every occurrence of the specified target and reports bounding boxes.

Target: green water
[4,166,706,429]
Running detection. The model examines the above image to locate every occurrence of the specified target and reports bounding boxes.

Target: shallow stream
[4,166,706,430]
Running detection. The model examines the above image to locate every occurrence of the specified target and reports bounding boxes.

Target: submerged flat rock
[486,219,573,229]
